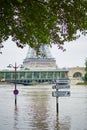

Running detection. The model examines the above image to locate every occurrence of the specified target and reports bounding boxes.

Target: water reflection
[14,105,19,130]
[0,85,87,130]
[25,86,51,130]
[54,114,71,130]
[59,116,71,130]
[55,115,60,130]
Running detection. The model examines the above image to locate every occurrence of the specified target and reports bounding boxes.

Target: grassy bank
[76,82,87,85]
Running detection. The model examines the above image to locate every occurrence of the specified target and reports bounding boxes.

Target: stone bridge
[68,66,85,85]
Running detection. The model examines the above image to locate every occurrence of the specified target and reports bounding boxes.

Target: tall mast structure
[23,45,58,70]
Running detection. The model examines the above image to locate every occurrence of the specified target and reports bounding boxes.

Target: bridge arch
[68,67,85,84]
[68,67,85,78]
[73,72,82,78]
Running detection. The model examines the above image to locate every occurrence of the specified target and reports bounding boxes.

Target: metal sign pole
[56,96,58,114]
[14,62,17,90]
[14,62,17,105]
[56,88,59,114]
[15,95,17,106]
[52,79,70,115]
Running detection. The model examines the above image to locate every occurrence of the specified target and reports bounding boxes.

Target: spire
[23,45,58,70]
[25,44,52,58]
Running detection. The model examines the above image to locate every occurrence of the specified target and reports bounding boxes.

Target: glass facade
[0,70,69,83]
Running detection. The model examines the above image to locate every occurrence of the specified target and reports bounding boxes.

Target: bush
[84,73,87,82]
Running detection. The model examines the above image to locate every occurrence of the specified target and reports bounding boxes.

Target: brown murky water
[0,84,87,130]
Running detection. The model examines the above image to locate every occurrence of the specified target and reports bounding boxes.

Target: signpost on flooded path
[52,85,70,89]
[52,91,70,97]
[52,79,70,114]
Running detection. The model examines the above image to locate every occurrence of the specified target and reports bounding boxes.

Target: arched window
[73,72,82,78]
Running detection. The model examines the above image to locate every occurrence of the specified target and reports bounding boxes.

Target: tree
[0,0,87,53]
[84,58,87,82]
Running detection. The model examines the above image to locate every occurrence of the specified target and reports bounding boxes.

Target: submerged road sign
[56,79,70,84]
[52,85,70,89]
[52,91,70,97]
[52,79,71,114]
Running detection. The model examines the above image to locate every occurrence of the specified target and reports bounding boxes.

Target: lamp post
[7,62,24,105]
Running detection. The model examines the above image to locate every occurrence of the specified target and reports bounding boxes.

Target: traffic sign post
[56,93,58,114]
[52,79,70,114]
[13,89,19,106]
[52,85,70,89]
[13,89,19,95]
[52,91,70,97]
[56,79,70,85]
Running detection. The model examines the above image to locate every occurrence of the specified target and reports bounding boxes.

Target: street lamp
[7,62,24,105]
[7,63,24,90]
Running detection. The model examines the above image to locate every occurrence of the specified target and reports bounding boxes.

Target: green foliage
[0,0,87,52]
[24,67,30,70]
[17,0,24,3]
[0,72,4,80]
[85,58,87,72]
[84,73,87,82]
[84,58,87,82]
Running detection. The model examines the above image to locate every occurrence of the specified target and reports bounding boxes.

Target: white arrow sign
[52,85,70,89]
[52,91,70,97]
[56,79,70,84]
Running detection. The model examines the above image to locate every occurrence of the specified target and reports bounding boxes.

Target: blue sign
[13,89,19,95]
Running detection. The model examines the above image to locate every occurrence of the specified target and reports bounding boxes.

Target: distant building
[22,45,86,84]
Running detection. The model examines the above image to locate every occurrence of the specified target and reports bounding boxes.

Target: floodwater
[0,84,87,130]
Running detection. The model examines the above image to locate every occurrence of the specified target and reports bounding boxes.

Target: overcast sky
[0,35,87,70]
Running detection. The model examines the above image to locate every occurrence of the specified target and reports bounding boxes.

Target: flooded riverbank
[0,84,87,130]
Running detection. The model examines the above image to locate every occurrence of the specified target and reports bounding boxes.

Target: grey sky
[0,35,87,69]
[50,35,87,68]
